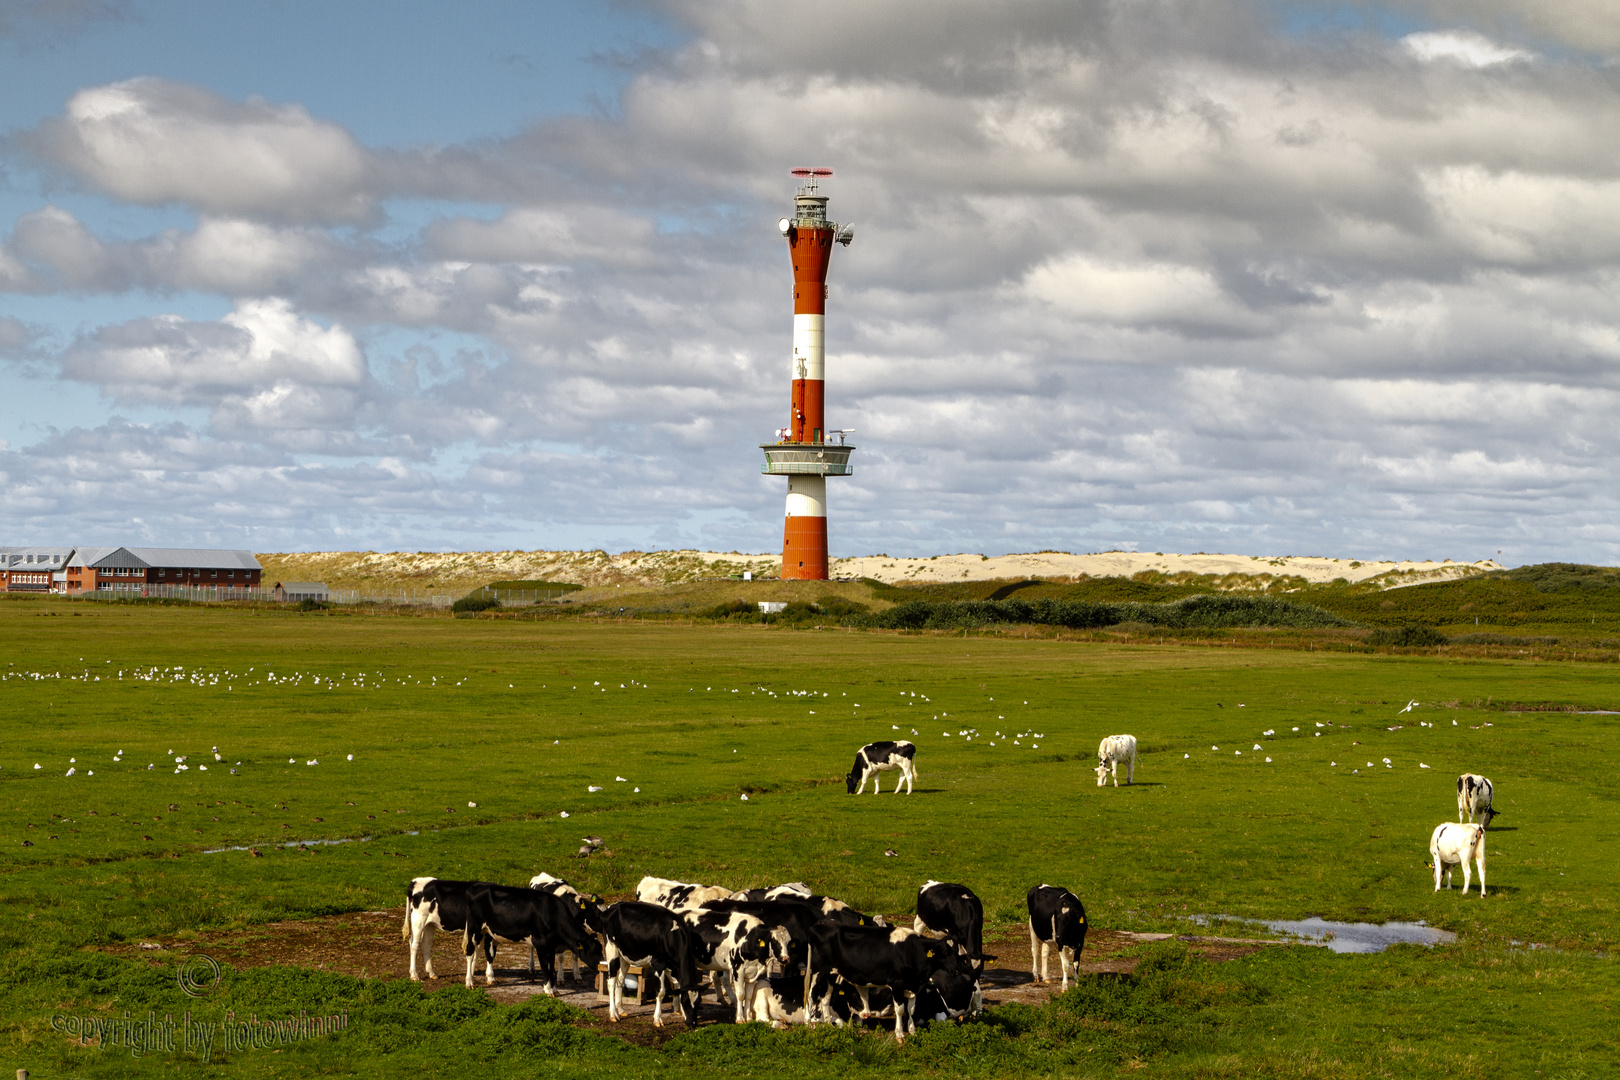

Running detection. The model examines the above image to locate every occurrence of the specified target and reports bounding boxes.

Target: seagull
[582,836,604,849]
[468,801,477,808]
[1400,700,1418,714]
[740,794,749,801]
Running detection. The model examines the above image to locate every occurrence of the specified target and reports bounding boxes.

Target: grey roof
[67,547,261,570]
[126,547,261,570]
[0,546,75,569]
[67,547,125,568]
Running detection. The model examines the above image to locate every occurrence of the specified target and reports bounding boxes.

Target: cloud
[1402,30,1532,66]
[7,4,1620,562]
[24,78,375,223]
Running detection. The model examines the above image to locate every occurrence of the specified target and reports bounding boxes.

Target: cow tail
[401,904,412,942]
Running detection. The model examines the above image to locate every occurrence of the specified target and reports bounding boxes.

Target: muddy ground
[102,909,1281,1047]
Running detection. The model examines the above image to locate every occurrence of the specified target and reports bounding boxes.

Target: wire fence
[61,583,630,608]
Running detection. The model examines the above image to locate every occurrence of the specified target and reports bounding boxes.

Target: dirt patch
[100,909,1283,1043]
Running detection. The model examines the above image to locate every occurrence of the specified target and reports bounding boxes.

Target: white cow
[1094,734,1138,787]
[1457,773,1497,828]
[1430,822,1487,896]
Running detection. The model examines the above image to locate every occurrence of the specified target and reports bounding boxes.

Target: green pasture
[2,596,1617,1077]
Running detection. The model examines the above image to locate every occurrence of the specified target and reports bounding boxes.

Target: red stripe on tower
[761,168,854,581]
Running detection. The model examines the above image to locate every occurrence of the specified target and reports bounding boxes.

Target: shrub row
[861,594,1352,631]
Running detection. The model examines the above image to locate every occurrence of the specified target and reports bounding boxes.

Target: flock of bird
[10,659,1471,799]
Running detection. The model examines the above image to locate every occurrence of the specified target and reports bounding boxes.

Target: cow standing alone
[847,741,918,794]
[1095,734,1138,787]
[1457,773,1497,828]
[1026,884,1088,991]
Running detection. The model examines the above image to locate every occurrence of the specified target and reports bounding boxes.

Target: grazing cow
[913,880,988,1011]
[527,873,598,984]
[1026,884,1088,991]
[803,922,970,1040]
[846,741,918,795]
[402,877,494,981]
[636,875,733,911]
[1457,774,1498,828]
[683,908,785,1023]
[1094,734,1138,787]
[462,882,603,990]
[1430,822,1487,896]
[599,901,702,1027]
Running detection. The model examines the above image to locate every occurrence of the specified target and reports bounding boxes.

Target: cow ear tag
[926,950,933,958]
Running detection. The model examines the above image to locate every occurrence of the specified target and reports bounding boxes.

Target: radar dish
[790,167,835,178]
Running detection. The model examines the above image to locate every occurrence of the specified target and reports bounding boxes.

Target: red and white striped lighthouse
[762,168,855,580]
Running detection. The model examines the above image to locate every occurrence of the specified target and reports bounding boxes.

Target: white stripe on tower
[792,314,824,381]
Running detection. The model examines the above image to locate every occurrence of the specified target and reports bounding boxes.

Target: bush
[703,599,758,619]
[451,595,500,614]
[1367,624,1448,647]
[294,598,330,612]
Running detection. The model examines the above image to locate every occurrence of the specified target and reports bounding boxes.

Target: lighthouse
[761,167,855,580]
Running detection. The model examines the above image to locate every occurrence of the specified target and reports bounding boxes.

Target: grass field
[2,595,1617,1078]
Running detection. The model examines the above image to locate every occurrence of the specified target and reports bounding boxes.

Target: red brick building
[65,547,262,593]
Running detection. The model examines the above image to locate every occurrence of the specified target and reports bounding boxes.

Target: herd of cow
[402,874,1089,1039]
[397,735,1498,1040]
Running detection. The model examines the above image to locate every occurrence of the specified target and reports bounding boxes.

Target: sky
[3,0,1619,565]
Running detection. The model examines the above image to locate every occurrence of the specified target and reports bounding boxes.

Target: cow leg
[893,986,910,1041]
[606,951,623,1021]
[1127,756,1135,784]
[1061,944,1074,992]
[463,927,480,988]
[872,771,881,794]
[484,935,497,986]
[651,969,666,1028]
[1028,921,1041,983]
[1461,856,1472,896]
[1476,848,1487,897]
[419,922,438,980]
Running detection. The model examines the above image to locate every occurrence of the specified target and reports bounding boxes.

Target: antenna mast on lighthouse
[761,168,855,580]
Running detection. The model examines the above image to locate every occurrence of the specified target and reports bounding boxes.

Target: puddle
[204,836,372,854]
[1189,915,1455,953]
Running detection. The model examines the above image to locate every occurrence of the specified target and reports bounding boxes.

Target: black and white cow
[402,877,494,981]
[803,922,969,1040]
[1457,773,1497,828]
[748,970,844,1027]
[730,881,811,902]
[683,908,787,1023]
[462,881,604,991]
[1095,734,1138,787]
[599,901,702,1027]
[846,740,918,794]
[636,875,733,911]
[527,872,597,984]
[913,880,988,1011]
[1026,884,1088,991]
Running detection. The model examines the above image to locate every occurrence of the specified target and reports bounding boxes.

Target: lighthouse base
[781,474,828,580]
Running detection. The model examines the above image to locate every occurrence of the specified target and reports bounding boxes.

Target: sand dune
[258,548,1501,592]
